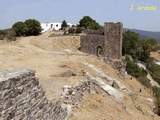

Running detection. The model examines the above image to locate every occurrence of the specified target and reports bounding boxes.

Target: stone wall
[80,34,104,56]
[0,69,68,120]
[0,69,103,120]
[80,22,123,60]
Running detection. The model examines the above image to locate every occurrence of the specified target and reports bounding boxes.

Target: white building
[41,22,73,33]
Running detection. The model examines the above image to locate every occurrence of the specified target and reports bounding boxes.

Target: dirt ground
[151,51,160,60]
[0,33,159,120]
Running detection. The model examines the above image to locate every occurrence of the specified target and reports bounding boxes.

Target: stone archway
[96,46,104,57]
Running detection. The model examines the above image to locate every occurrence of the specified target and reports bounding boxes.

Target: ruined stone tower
[104,22,123,61]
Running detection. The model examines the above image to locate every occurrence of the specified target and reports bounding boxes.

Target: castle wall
[80,34,105,56]
[0,69,68,120]
[80,22,123,61]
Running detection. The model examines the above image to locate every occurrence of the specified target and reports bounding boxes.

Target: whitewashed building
[41,22,73,32]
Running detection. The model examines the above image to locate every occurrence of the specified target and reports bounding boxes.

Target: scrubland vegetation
[12,19,41,36]
[0,19,41,40]
[0,29,16,41]
[123,30,160,114]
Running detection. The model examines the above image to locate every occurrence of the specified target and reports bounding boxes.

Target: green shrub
[125,56,150,86]
[79,16,101,30]
[144,38,159,51]
[75,27,83,33]
[12,19,41,37]
[24,19,41,36]
[0,29,16,41]
[68,27,83,34]
[126,57,147,78]
[12,22,28,36]
[153,87,160,115]
[147,62,160,85]
[0,30,6,40]
[153,87,160,104]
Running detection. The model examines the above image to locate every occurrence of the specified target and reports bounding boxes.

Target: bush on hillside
[126,58,147,78]
[0,29,16,41]
[68,26,83,34]
[147,62,160,85]
[144,38,159,51]
[0,30,6,40]
[126,56,150,87]
[153,87,160,115]
[5,29,16,41]
[24,19,41,36]
[12,19,41,37]
[12,22,28,36]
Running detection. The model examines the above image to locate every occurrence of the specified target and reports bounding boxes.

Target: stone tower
[104,22,123,61]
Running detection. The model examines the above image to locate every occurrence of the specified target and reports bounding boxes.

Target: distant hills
[125,29,160,42]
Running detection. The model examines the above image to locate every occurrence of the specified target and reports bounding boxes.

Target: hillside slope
[0,32,159,120]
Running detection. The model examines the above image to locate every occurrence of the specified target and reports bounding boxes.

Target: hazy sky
[0,0,160,31]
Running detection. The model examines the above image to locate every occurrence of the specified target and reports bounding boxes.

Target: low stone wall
[0,69,102,120]
[0,69,68,120]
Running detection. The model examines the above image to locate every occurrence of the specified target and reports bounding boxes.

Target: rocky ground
[0,32,159,120]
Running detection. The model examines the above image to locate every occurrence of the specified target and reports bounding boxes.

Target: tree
[79,16,100,30]
[144,38,158,51]
[122,31,139,59]
[61,20,68,30]
[122,31,154,62]
[12,22,28,36]
[24,19,41,36]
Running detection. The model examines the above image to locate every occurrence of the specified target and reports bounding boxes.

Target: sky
[0,0,160,31]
